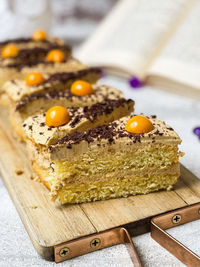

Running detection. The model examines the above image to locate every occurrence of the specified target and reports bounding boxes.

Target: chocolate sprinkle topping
[1,43,71,69]
[49,120,144,151]
[48,112,178,152]
[69,98,133,128]
[15,84,119,111]
[44,67,101,84]
[4,60,55,70]
[0,37,49,46]
[15,45,69,60]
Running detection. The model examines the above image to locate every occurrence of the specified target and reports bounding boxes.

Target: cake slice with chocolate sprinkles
[4,67,101,106]
[23,99,134,190]
[9,84,125,140]
[0,29,68,51]
[45,115,183,204]
[0,58,86,105]
[0,30,72,93]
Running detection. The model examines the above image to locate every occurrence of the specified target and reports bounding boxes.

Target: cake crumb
[30,175,39,181]
[15,169,24,175]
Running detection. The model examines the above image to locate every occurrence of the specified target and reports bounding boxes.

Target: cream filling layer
[51,144,181,179]
[55,169,180,204]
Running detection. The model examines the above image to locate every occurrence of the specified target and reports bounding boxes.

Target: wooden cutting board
[0,107,200,261]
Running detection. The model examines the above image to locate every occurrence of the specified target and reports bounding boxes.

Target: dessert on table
[8,80,125,140]
[0,29,184,206]
[23,99,134,189]
[0,29,67,51]
[4,68,101,108]
[0,30,72,91]
[0,39,71,65]
[0,57,86,105]
[24,110,183,204]
[49,115,183,204]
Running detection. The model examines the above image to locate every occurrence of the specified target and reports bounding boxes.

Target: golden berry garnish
[32,29,47,41]
[45,106,70,127]
[70,80,94,96]
[46,49,65,63]
[125,115,154,134]
[25,72,45,86]
[1,44,19,58]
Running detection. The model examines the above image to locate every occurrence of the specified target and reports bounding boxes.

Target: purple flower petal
[193,127,200,136]
[129,76,143,89]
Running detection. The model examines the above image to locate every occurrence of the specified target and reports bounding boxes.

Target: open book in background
[76,0,200,99]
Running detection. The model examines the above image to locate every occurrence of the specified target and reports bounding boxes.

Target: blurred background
[0,0,117,43]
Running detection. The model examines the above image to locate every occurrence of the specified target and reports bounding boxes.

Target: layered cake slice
[0,29,71,67]
[0,30,68,50]
[0,57,87,106]
[9,82,125,140]
[2,51,94,107]
[46,115,183,204]
[23,99,134,189]
[5,68,101,107]
[0,30,72,90]
[0,40,71,65]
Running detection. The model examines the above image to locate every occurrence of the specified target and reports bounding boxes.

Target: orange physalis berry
[45,106,70,127]
[25,72,45,86]
[125,115,154,134]
[70,80,94,96]
[46,49,65,63]
[32,29,47,41]
[1,44,19,58]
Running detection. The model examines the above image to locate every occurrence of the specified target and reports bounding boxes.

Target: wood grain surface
[0,107,199,260]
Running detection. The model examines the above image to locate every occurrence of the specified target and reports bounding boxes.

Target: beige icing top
[49,115,182,161]
[0,37,69,66]
[4,60,89,102]
[0,37,65,50]
[23,98,134,146]
[15,85,124,113]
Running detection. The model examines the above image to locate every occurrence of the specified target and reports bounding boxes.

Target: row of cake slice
[0,30,183,204]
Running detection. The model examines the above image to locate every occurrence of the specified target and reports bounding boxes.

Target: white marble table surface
[0,75,200,267]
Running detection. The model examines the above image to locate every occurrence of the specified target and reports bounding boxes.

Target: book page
[148,0,200,89]
[76,0,190,77]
